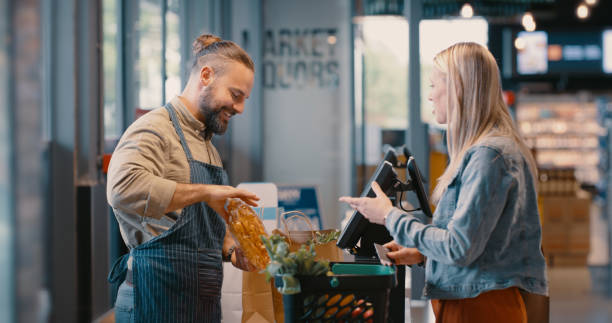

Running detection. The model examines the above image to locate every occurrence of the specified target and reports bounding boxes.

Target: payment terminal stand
[337,146,432,323]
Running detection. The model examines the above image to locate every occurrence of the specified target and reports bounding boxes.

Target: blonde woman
[340,42,547,323]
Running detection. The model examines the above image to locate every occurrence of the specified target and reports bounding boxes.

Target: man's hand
[338,182,393,225]
[383,240,424,265]
[231,247,258,272]
[165,183,259,220]
[201,184,259,220]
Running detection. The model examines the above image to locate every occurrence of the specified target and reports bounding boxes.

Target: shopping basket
[274,263,397,322]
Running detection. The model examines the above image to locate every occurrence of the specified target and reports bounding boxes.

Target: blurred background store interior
[2,0,612,322]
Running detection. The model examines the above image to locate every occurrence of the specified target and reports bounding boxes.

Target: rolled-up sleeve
[107,118,177,220]
[385,147,513,267]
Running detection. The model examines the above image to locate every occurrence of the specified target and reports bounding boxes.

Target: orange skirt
[431,287,527,323]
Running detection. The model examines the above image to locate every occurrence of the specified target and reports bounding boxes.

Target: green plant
[261,234,330,295]
[308,229,340,245]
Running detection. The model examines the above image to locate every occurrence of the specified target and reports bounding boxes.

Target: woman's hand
[338,182,393,225]
[383,241,424,265]
[231,247,257,272]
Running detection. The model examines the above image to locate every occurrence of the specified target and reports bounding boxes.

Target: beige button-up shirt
[107,96,223,248]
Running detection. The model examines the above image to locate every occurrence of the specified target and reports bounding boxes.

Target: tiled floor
[407,299,434,323]
[549,267,612,323]
[406,266,612,323]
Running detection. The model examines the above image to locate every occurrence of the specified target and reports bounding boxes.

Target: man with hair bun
[107,33,258,322]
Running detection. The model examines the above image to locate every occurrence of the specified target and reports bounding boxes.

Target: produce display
[225,198,270,270]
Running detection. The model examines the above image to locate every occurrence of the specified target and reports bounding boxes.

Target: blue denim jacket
[385,137,548,299]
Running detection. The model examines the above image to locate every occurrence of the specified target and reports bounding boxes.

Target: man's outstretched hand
[201,184,259,220]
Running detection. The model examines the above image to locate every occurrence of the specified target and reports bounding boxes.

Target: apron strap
[107,253,129,283]
[164,103,194,160]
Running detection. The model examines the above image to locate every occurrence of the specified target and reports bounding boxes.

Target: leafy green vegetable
[261,234,330,294]
[308,230,340,245]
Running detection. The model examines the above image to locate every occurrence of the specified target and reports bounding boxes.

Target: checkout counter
[231,146,432,322]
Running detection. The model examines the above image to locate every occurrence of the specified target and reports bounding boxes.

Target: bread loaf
[226,198,270,270]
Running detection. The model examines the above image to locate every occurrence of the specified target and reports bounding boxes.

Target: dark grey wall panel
[46,0,78,321]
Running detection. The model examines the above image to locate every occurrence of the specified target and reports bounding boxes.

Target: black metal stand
[390,264,406,323]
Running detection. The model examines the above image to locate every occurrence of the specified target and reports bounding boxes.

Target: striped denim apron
[109,102,229,323]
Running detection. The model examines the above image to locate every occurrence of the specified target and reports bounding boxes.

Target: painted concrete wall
[262,0,352,229]
[227,0,264,185]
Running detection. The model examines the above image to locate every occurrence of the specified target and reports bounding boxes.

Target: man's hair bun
[192,34,223,57]
[190,33,254,72]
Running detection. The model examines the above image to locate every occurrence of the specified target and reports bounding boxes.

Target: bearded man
[107,33,259,323]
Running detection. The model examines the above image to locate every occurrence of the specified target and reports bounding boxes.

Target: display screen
[516,30,608,76]
[336,161,396,251]
[517,31,548,75]
[547,31,602,74]
[604,30,612,74]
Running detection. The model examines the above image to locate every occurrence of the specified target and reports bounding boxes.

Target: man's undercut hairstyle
[191,34,254,75]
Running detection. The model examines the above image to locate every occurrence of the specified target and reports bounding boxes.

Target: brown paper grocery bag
[281,229,343,261]
[277,213,343,261]
[241,271,276,323]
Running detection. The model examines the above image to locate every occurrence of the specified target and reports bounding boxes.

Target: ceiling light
[327,35,337,45]
[522,12,534,25]
[460,3,474,18]
[514,37,526,51]
[576,4,589,19]
[585,0,598,6]
[522,12,536,32]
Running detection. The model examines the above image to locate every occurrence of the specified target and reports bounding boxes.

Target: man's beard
[198,89,233,140]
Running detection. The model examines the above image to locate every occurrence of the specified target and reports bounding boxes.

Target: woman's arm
[341,147,513,267]
[386,147,513,266]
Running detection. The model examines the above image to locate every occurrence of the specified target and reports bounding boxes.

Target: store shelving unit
[517,94,605,266]
[517,95,603,185]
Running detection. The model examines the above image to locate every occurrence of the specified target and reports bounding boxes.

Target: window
[102,0,183,142]
[361,16,409,130]
[103,0,120,139]
[165,0,181,101]
[354,16,409,166]
[136,0,164,109]
[135,0,181,110]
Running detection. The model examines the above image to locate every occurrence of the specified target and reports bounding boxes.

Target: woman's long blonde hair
[430,42,536,203]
